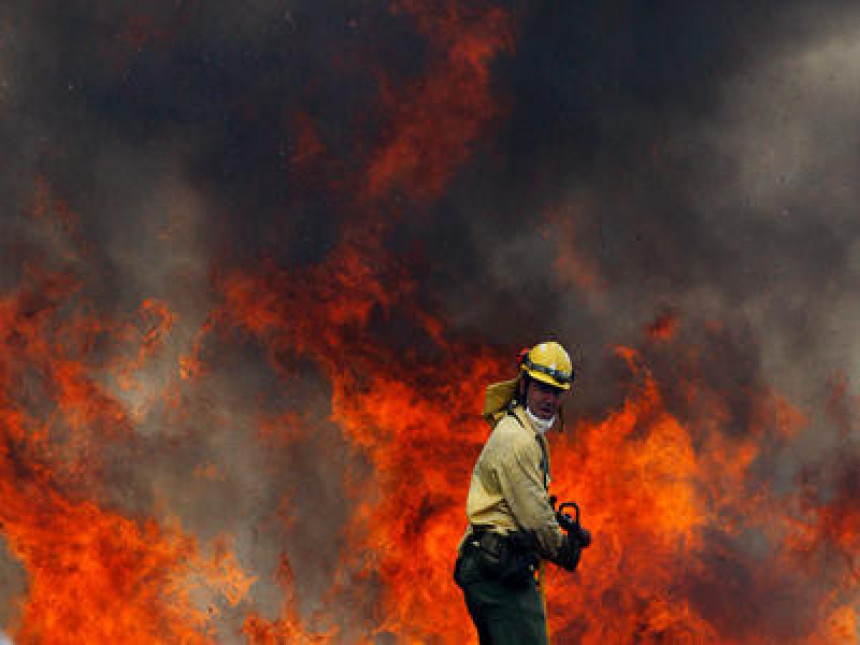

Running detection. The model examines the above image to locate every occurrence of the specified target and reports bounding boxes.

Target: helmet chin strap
[525,406,555,435]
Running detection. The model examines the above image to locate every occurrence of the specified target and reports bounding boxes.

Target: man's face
[526,379,568,420]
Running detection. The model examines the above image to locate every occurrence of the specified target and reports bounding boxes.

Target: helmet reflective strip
[523,355,572,384]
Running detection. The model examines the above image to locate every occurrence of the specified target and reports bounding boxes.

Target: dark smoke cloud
[414,1,860,417]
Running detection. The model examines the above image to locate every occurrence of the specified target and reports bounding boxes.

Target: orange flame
[362,1,514,203]
[0,270,255,643]
[214,236,858,643]
[3,3,858,643]
[5,193,859,642]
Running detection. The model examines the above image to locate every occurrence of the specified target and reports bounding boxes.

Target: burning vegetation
[1,0,859,643]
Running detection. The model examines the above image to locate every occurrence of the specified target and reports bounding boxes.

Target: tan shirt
[461,405,566,561]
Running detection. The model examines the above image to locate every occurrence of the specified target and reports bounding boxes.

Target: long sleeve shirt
[462,405,566,562]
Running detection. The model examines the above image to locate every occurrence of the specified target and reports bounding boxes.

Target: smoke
[1,0,859,641]
[706,20,860,397]
[420,1,860,423]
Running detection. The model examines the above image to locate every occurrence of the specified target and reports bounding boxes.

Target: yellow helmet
[520,341,573,390]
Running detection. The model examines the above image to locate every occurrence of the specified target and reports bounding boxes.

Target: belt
[466,526,508,558]
[460,526,540,587]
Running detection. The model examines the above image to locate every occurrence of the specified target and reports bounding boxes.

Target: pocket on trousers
[454,553,483,587]
[474,540,536,588]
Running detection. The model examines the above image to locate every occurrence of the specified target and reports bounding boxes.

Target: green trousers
[455,551,549,645]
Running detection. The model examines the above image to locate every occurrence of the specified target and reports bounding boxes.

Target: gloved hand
[573,526,592,549]
[555,535,582,572]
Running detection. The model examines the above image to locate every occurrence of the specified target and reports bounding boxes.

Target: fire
[215,243,498,641]
[2,1,858,643]
[647,310,680,341]
[4,195,859,641]
[362,0,514,203]
[215,251,858,643]
[0,268,254,643]
[242,556,335,644]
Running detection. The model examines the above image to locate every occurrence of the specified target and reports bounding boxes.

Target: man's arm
[495,437,567,561]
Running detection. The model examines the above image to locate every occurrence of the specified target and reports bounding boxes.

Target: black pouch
[472,531,538,588]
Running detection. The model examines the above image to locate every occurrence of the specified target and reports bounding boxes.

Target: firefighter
[454,341,586,645]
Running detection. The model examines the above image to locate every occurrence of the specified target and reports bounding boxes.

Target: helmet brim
[525,369,572,391]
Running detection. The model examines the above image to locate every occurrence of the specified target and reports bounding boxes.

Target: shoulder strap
[507,409,550,490]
